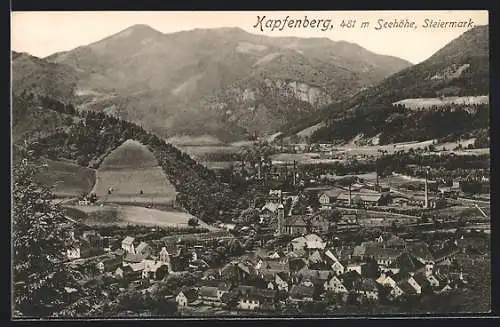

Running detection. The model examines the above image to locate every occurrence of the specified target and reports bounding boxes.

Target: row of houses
[172,233,467,311]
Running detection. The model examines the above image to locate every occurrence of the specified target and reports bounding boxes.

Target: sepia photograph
[10,10,490,319]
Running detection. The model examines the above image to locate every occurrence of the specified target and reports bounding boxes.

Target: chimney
[424,170,429,209]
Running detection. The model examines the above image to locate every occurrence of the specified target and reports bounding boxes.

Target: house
[324,275,348,294]
[288,284,315,302]
[275,272,290,292]
[376,272,398,288]
[392,272,421,294]
[288,257,307,273]
[352,278,379,301]
[198,283,230,306]
[141,260,166,280]
[307,250,323,265]
[135,242,152,258]
[115,265,142,281]
[364,246,403,266]
[396,280,418,298]
[236,287,277,311]
[123,252,146,266]
[298,269,332,288]
[345,260,363,275]
[309,215,330,234]
[318,188,343,209]
[283,216,309,236]
[394,252,425,274]
[67,243,81,260]
[122,236,135,254]
[176,288,198,307]
[388,283,405,300]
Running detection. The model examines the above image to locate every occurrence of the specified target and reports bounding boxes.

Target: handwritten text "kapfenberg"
[253,16,334,32]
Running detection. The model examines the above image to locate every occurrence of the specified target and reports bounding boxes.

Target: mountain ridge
[16,24,412,142]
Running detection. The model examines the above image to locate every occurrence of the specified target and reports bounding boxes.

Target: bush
[188,218,199,227]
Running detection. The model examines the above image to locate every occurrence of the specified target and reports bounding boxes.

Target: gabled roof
[308,250,323,264]
[289,257,307,272]
[394,252,425,273]
[398,280,417,295]
[122,236,134,245]
[432,244,460,262]
[276,271,290,282]
[124,252,146,263]
[178,287,198,302]
[413,271,430,288]
[365,246,404,261]
[285,215,308,227]
[319,188,343,199]
[261,202,281,213]
[135,242,150,254]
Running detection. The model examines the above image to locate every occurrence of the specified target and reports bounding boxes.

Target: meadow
[65,204,214,229]
[91,139,177,204]
[35,158,96,197]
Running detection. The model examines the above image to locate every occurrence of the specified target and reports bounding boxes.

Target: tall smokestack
[424,169,429,209]
[348,184,352,206]
[258,157,262,180]
[293,160,297,186]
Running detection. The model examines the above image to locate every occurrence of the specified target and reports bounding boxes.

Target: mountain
[36,25,411,142]
[12,51,80,101]
[281,25,489,145]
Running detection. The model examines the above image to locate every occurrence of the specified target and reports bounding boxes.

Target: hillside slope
[282,25,489,145]
[40,25,411,141]
[13,93,236,222]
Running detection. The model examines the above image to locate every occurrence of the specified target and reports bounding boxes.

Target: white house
[67,246,81,260]
[324,275,348,293]
[122,236,135,254]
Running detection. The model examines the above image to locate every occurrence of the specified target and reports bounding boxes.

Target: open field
[91,139,177,204]
[393,95,488,110]
[64,204,214,229]
[271,152,343,165]
[35,158,96,197]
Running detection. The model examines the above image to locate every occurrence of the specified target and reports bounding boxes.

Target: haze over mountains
[13,24,412,143]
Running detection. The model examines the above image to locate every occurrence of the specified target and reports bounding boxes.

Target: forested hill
[13,94,236,223]
[280,25,489,144]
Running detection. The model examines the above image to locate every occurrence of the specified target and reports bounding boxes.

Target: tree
[12,148,88,317]
[187,218,199,227]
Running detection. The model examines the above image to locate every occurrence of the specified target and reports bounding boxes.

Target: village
[62,164,490,316]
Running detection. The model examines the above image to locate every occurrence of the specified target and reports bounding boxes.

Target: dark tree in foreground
[12,148,88,317]
[187,218,199,227]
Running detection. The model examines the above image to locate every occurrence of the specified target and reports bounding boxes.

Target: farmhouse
[318,188,343,209]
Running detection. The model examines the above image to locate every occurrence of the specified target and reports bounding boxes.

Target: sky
[11,10,488,64]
